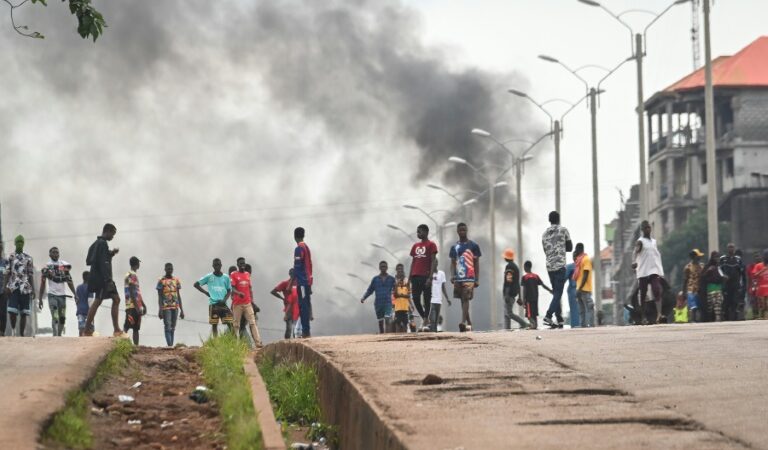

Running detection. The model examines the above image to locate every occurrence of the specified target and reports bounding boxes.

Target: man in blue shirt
[75,271,94,336]
[194,258,237,337]
[360,261,396,334]
[449,223,481,332]
[293,227,313,338]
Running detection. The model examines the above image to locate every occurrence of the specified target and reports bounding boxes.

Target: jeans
[48,294,67,336]
[162,309,178,347]
[298,285,312,337]
[284,319,295,339]
[428,303,441,332]
[567,288,580,328]
[503,296,528,329]
[410,275,431,319]
[577,291,595,327]
[545,268,567,323]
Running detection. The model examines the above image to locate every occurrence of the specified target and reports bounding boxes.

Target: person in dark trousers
[157,262,184,347]
[84,224,123,337]
[572,243,595,327]
[39,246,77,337]
[633,221,665,324]
[541,211,572,328]
[293,227,313,338]
[701,251,726,322]
[521,261,552,330]
[75,271,93,336]
[360,261,395,334]
[449,223,481,332]
[123,256,146,345]
[4,235,36,336]
[719,243,746,321]
[409,224,438,327]
[565,255,580,328]
[502,248,528,329]
[0,241,7,336]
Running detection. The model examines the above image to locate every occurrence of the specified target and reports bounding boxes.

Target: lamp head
[463,199,478,206]
[577,0,601,6]
[471,128,491,137]
[507,89,527,97]
[449,156,468,165]
[538,54,559,63]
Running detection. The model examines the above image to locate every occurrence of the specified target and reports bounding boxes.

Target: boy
[521,261,552,330]
[393,263,411,333]
[194,258,235,336]
[429,258,450,332]
[39,246,77,336]
[682,249,704,322]
[75,271,94,337]
[502,249,528,329]
[293,227,313,338]
[123,256,146,345]
[360,261,395,334]
[231,257,261,347]
[572,243,594,328]
[271,269,299,339]
[449,223,481,332]
[157,262,184,347]
[673,291,689,323]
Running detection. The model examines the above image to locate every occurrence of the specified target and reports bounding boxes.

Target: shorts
[8,290,31,316]
[394,310,409,328]
[374,302,392,320]
[89,279,119,299]
[124,307,142,331]
[686,292,700,310]
[453,282,475,300]
[209,302,234,325]
[77,314,88,331]
[525,300,539,319]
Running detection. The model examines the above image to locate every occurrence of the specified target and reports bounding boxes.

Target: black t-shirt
[503,261,520,298]
[86,237,113,284]
[521,273,543,304]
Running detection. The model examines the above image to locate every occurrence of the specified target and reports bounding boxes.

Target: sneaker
[557,321,564,329]
[542,317,554,328]
[465,325,472,332]
[458,323,467,332]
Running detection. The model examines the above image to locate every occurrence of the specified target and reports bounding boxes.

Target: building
[606,185,641,326]
[644,36,768,252]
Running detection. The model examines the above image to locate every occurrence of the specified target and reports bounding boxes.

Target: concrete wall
[734,89,768,142]
[727,190,768,255]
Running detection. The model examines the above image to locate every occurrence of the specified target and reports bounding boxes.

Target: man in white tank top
[632,221,665,323]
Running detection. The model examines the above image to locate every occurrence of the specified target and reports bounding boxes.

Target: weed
[259,356,321,424]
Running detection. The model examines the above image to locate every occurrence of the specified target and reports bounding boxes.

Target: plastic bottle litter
[161,421,174,429]
[128,419,142,425]
[536,335,542,340]
[131,382,142,389]
[118,395,135,403]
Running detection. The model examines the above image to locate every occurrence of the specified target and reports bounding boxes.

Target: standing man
[632,220,665,324]
[271,269,298,339]
[719,243,746,321]
[39,247,77,336]
[449,223,481,332]
[429,258,450,332]
[751,249,768,320]
[194,258,235,337]
[75,271,93,337]
[502,249,528,329]
[746,251,761,319]
[123,256,146,345]
[572,243,594,328]
[409,224,438,327]
[293,227,313,338]
[682,249,704,323]
[360,261,396,334]
[231,257,261,347]
[0,241,8,336]
[541,211,572,329]
[84,224,122,337]
[157,262,184,347]
[565,255,580,328]
[3,235,35,336]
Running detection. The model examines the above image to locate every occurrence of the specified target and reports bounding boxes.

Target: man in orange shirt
[752,249,768,320]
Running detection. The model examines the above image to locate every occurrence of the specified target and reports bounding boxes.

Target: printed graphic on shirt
[42,260,73,296]
[157,277,182,310]
[542,225,571,272]
[450,241,481,283]
[124,271,143,310]
[6,252,34,294]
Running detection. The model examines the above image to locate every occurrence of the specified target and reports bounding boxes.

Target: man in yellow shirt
[393,263,411,333]
[572,243,594,327]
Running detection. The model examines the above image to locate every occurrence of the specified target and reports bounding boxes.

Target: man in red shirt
[746,251,761,319]
[409,224,438,327]
[271,269,299,339]
[230,257,261,347]
[752,249,768,320]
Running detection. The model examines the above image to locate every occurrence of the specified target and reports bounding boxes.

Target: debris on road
[117,395,135,403]
[422,374,444,385]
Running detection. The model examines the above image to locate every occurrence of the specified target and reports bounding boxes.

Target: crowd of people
[0,225,315,346]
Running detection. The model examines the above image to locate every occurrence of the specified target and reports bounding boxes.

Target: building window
[650,171,654,190]
[726,157,734,178]
[701,163,707,184]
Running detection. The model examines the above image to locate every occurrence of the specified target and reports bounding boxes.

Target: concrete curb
[264,341,407,450]
[244,352,286,450]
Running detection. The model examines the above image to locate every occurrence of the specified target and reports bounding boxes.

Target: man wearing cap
[39,247,77,336]
[682,249,704,322]
[502,248,528,329]
[3,235,35,336]
[123,256,146,344]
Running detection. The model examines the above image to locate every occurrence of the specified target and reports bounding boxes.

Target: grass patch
[199,333,262,450]
[43,338,134,449]
[259,356,321,424]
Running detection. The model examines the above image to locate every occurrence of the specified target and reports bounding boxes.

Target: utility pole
[489,182,497,330]
[516,161,524,266]
[554,120,562,214]
[703,0,718,253]
[590,87,603,321]
[635,33,648,221]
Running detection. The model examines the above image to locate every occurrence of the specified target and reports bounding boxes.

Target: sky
[0,0,764,345]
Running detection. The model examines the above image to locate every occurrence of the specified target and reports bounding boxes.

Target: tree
[3,0,105,40]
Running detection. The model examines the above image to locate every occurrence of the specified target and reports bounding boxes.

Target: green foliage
[26,0,107,40]
[659,209,731,287]
[43,339,133,449]
[199,334,263,450]
[259,356,321,424]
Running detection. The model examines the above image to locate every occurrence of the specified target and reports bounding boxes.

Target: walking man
[682,249,704,322]
[360,261,395,334]
[449,223,481,332]
[409,224,438,327]
[502,249,528,329]
[429,258,450,332]
[231,257,261,347]
[123,256,146,345]
[3,235,36,336]
[632,221,665,324]
[194,258,235,337]
[572,243,595,327]
[293,227,313,338]
[719,243,746,321]
[541,211,572,329]
[39,247,77,336]
[84,224,122,337]
[157,262,184,347]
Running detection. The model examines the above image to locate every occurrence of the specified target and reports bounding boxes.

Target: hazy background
[1,0,764,345]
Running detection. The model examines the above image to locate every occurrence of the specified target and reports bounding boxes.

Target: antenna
[691,0,701,70]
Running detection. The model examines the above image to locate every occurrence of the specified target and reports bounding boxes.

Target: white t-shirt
[431,270,446,304]
[634,237,664,278]
[42,259,72,296]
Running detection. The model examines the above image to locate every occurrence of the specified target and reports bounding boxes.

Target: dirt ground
[59,346,225,450]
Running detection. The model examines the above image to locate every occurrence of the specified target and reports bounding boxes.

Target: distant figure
[632,221,664,324]
[541,211,572,329]
[293,227,313,338]
[449,223,481,332]
[746,251,762,319]
[75,271,94,337]
[682,249,704,323]
[4,235,36,336]
[409,224,438,327]
[231,257,261,347]
[521,261,552,330]
[572,243,594,328]
[157,262,184,347]
[673,291,688,323]
[719,243,746,321]
[0,241,7,336]
[701,251,726,322]
[429,258,450,332]
[393,263,411,333]
[502,249,528,329]
[565,256,580,328]
[360,261,395,334]
[39,246,76,336]
[750,250,768,320]
[271,269,299,339]
[123,256,146,345]
[84,224,122,337]
[194,258,234,337]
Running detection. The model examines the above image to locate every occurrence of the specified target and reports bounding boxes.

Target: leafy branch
[3,0,106,41]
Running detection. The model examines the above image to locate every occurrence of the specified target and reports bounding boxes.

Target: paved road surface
[297,321,767,449]
[0,337,114,450]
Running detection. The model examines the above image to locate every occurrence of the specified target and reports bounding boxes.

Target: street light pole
[589,87,602,322]
[703,0,718,253]
[554,119,562,212]
[515,160,523,264]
